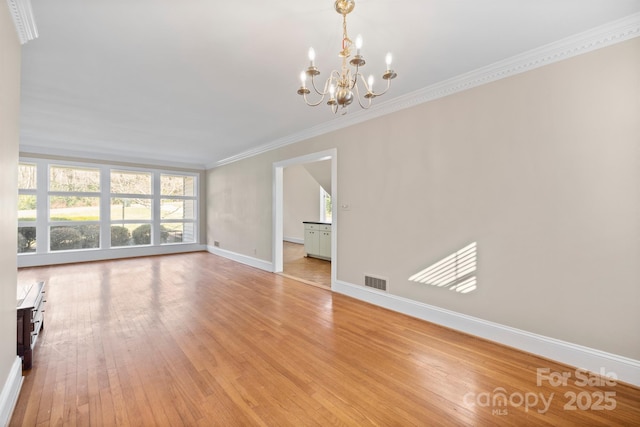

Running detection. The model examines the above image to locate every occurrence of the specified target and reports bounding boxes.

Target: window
[18,163,37,253]
[17,158,199,258]
[110,170,153,247]
[320,188,332,223]
[160,174,197,244]
[48,166,101,251]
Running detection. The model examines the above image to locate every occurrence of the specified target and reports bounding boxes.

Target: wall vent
[365,275,387,291]
[213,241,220,247]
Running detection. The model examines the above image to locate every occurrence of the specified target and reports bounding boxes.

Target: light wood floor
[282,241,331,289]
[13,252,640,426]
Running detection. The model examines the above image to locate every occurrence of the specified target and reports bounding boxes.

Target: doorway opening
[273,149,337,289]
[282,240,331,288]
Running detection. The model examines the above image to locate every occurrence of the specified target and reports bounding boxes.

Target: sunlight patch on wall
[409,242,477,294]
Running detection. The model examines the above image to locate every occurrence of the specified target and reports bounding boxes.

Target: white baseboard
[283,237,304,245]
[333,280,640,388]
[207,246,274,272]
[0,357,23,426]
[18,243,207,268]
[191,249,640,387]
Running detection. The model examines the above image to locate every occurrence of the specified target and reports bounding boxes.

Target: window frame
[319,187,332,223]
[109,169,155,248]
[47,164,102,252]
[159,173,198,245]
[18,157,201,262]
[17,162,39,254]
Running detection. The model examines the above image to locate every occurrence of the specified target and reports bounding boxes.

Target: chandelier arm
[302,91,327,107]
[368,77,392,97]
[354,71,366,90]
[309,75,327,95]
[330,70,343,83]
[352,77,373,110]
[349,67,359,90]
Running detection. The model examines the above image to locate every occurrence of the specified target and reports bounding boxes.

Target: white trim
[272,149,337,290]
[20,145,206,171]
[273,150,334,168]
[0,357,23,426]
[333,280,640,388]
[209,12,640,168]
[18,244,206,268]
[206,245,274,272]
[283,237,304,245]
[6,0,38,44]
[183,247,640,387]
[273,166,284,273]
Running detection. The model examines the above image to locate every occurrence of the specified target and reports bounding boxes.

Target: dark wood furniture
[17,281,46,369]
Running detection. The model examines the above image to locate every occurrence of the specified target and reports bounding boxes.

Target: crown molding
[6,0,38,44]
[209,11,640,169]
[20,144,207,171]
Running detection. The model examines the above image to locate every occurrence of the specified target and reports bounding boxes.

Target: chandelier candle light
[297,0,397,114]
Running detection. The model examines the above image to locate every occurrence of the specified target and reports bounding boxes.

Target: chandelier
[297,0,397,114]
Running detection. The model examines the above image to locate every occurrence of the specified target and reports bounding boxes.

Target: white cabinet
[304,225,319,256]
[319,228,331,259]
[303,222,331,260]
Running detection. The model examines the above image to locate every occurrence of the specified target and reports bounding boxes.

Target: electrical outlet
[214,241,220,247]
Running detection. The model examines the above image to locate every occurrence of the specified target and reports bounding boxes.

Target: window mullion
[100,165,111,249]
[37,159,48,254]
[153,171,161,245]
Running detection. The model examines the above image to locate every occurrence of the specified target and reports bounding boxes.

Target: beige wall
[207,38,640,360]
[283,164,321,242]
[0,0,21,402]
[303,160,332,196]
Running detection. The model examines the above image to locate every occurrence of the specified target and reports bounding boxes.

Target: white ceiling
[18,0,640,169]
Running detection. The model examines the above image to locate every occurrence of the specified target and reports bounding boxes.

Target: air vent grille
[365,275,387,291]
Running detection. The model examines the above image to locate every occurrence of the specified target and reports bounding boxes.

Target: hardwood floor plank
[12,252,640,426]
[282,241,331,288]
